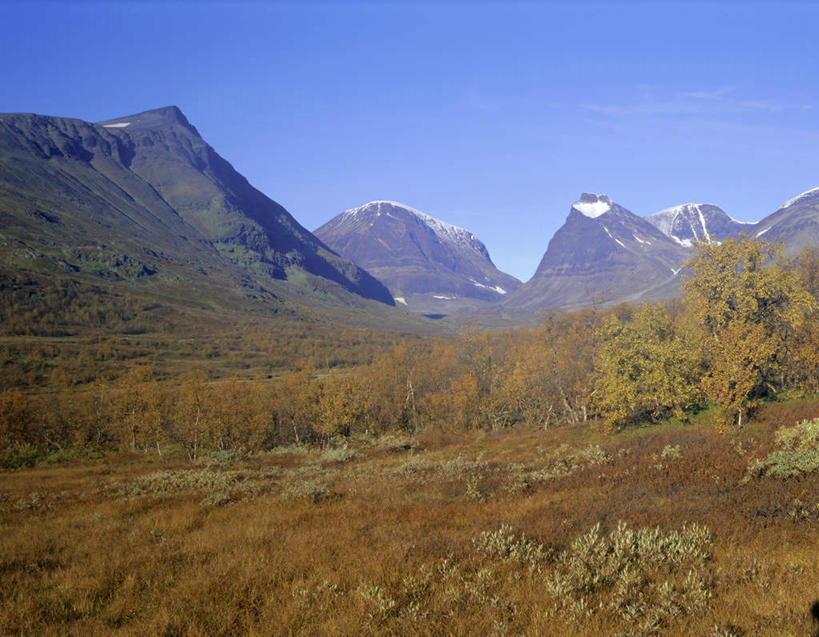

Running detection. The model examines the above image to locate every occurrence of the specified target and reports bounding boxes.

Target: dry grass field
[2,400,819,636]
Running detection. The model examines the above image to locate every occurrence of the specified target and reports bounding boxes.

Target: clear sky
[3,1,818,281]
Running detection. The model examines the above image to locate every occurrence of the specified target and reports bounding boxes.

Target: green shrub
[744,418,819,480]
[547,521,712,628]
[320,447,358,463]
[203,449,239,465]
[41,447,105,465]
[473,524,552,573]
[0,443,42,469]
[280,478,330,502]
[760,449,819,478]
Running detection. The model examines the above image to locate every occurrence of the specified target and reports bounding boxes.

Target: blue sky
[3,1,818,281]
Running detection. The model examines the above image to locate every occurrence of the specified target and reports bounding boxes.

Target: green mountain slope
[0,106,399,328]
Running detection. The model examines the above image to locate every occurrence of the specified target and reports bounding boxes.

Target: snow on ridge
[102,122,130,128]
[340,200,481,249]
[779,187,819,210]
[394,296,408,305]
[647,202,752,239]
[756,227,771,237]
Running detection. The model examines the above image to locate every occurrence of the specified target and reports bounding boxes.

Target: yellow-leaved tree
[683,236,814,428]
[594,303,703,430]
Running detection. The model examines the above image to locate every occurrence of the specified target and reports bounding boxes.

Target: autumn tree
[111,366,165,452]
[0,388,34,448]
[314,372,366,441]
[172,368,211,460]
[683,236,814,427]
[594,303,703,430]
[273,370,319,445]
[786,248,819,391]
[210,379,271,452]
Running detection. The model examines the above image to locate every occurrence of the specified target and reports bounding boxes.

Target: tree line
[2,237,818,462]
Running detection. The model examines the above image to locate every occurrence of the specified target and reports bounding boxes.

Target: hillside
[0,107,402,331]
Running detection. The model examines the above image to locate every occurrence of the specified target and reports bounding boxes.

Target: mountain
[314,201,520,313]
[0,106,395,316]
[504,193,689,310]
[645,203,751,246]
[752,187,819,254]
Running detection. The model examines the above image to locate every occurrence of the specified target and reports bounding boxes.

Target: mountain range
[1,105,817,326]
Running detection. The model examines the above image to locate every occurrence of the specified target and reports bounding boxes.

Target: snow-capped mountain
[314,201,521,313]
[752,187,819,254]
[504,193,689,310]
[645,203,750,246]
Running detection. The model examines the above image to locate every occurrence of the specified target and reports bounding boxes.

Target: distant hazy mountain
[0,106,394,309]
[752,187,819,254]
[315,200,520,313]
[504,193,689,310]
[645,203,751,246]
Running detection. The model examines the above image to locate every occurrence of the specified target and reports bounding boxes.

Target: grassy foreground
[2,401,819,636]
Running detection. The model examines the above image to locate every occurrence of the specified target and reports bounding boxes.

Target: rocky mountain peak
[98,105,200,136]
[571,193,613,218]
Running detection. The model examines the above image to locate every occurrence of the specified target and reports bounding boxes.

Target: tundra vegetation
[1,237,819,635]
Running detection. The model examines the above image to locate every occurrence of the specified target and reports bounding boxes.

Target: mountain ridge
[0,106,397,318]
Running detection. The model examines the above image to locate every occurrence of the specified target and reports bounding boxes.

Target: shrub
[109,468,279,499]
[547,521,712,629]
[0,443,42,469]
[743,418,819,480]
[264,444,310,457]
[203,449,240,465]
[661,444,683,460]
[473,524,552,573]
[41,447,105,465]
[320,447,358,463]
[200,491,232,507]
[280,478,330,502]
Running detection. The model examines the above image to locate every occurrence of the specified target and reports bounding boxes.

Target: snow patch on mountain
[697,207,711,241]
[394,296,408,305]
[602,225,626,248]
[102,122,130,128]
[471,279,507,294]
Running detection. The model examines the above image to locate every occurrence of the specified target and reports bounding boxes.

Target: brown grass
[2,412,819,636]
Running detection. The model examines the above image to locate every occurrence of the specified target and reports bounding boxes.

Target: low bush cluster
[743,418,819,480]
